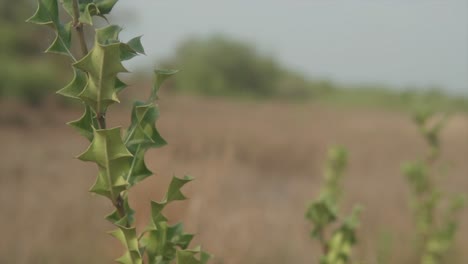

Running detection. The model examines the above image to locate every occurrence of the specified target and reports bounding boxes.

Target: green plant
[27,1,210,263]
[305,146,362,264]
[402,110,466,264]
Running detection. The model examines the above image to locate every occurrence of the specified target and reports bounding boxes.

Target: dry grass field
[1,94,467,264]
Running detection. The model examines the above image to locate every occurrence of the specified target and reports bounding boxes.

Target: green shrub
[163,35,321,99]
[306,146,362,264]
[28,0,210,263]
[402,110,466,264]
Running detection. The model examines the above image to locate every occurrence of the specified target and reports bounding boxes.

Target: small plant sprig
[27,1,210,263]
[402,110,465,264]
[306,146,362,264]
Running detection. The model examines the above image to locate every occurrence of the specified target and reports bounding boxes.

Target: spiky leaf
[78,127,132,200]
[80,3,99,25]
[95,0,119,15]
[123,102,167,186]
[125,102,167,150]
[127,36,145,55]
[150,69,178,101]
[143,221,196,264]
[177,248,212,264]
[67,104,98,141]
[57,68,88,99]
[27,0,74,58]
[110,226,143,264]
[165,176,193,202]
[74,26,128,113]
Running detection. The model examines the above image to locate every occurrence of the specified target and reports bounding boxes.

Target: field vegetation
[1,94,467,263]
[1,1,467,263]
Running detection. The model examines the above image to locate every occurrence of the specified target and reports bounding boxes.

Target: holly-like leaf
[78,127,132,200]
[96,24,122,45]
[95,0,119,15]
[143,221,196,264]
[125,147,153,187]
[27,0,59,25]
[110,226,143,264]
[305,199,337,238]
[67,104,98,141]
[62,0,114,25]
[46,21,73,55]
[145,176,193,230]
[27,0,74,58]
[176,248,212,264]
[165,176,193,202]
[74,26,128,113]
[149,201,168,224]
[115,77,128,93]
[150,69,178,101]
[121,37,145,61]
[61,0,93,18]
[125,102,167,150]
[123,102,167,186]
[127,36,145,55]
[80,3,99,25]
[57,68,88,99]
[93,25,144,61]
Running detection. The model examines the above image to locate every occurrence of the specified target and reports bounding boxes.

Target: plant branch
[71,0,127,225]
[318,229,329,255]
[72,0,89,57]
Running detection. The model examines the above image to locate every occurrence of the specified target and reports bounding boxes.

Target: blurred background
[1,0,467,263]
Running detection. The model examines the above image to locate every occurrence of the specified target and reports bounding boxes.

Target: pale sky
[111,0,468,95]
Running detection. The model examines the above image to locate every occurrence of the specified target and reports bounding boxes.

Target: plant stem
[318,229,329,255]
[72,0,89,57]
[71,0,127,224]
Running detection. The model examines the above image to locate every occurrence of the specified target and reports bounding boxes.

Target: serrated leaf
[125,102,167,150]
[127,36,145,54]
[57,68,87,99]
[28,0,74,58]
[144,222,169,264]
[176,248,211,264]
[150,201,168,225]
[144,176,193,235]
[74,26,128,113]
[165,176,193,202]
[80,3,99,25]
[123,101,167,186]
[125,146,153,187]
[150,69,178,101]
[95,0,119,15]
[67,104,98,141]
[120,37,145,61]
[27,0,58,25]
[143,221,196,264]
[110,226,143,264]
[96,24,122,45]
[46,21,73,55]
[78,127,132,200]
[115,77,128,93]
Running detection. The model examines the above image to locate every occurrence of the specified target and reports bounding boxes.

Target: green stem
[71,0,127,228]
[72,0,88,57]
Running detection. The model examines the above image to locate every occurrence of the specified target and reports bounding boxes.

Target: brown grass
[1,95,467,264]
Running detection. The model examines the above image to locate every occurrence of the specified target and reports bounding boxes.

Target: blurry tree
[0,0,66,106]
[163,35,332,99]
